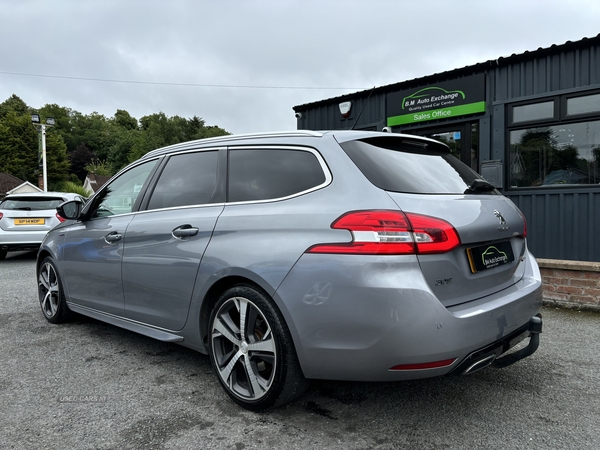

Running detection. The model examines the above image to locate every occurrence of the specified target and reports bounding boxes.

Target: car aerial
[36,130,543,411]
[0,191,87,260]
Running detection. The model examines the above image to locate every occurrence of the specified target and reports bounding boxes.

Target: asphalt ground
[1,250,599,449]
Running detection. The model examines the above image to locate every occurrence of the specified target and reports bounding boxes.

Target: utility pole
[31,114,55,192]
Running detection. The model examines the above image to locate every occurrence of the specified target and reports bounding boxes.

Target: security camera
[382,126,392,133]
[294,112,302,119]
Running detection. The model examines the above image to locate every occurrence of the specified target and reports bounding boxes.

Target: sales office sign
[386,74,486,126]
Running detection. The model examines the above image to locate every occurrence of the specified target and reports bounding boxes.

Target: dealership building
[293,35,600,308]
[294,35,600,261]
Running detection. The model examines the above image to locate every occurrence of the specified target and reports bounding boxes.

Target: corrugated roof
[293,33,600,111]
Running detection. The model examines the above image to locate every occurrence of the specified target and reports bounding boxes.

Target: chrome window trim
[134,202,226,215]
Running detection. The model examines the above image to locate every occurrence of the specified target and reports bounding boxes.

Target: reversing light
[307,210,460,255]
[389,358,457,371]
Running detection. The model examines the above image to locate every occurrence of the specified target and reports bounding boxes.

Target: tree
[0,94,29,118]
[105,125,141,172]
[0,110,70,187]
[113,109,138,130]
[69,143,97,181]
[0,111,39,181]
[84,159,113,177]
[0,94,231,186]
[43,130,71,188]
[39,103,74,134]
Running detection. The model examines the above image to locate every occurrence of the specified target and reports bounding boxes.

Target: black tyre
[38,257,72,323]
[208,285,308,411]
[0,249,7,260]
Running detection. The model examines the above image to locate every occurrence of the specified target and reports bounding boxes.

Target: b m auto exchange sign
[386,74,486,126]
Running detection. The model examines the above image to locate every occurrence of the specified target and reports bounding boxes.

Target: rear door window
[228,148,327,202]
[340,137,488,194]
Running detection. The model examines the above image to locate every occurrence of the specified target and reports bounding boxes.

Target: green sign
[387,74,486,126]
[387,101,486,126]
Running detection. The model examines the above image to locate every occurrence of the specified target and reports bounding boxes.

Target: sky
[1,0,599,135]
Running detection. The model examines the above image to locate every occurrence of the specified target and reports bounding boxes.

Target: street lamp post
[31,114,55,192]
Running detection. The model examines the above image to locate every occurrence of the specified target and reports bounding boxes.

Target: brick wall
[538,259,600,312]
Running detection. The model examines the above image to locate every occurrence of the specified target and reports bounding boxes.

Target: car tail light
[307,210,460,255]
[56,212,66,223]
[0,213,3,220]
[517,209,527,238]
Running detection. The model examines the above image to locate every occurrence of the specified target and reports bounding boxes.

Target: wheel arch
[199,275,300,362]
[36,249,53,275]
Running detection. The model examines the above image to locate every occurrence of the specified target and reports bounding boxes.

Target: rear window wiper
[464,178,496,194]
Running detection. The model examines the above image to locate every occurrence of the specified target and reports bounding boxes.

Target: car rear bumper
[275,250,543,381]
[1,242,43,252]
[0,230,48,251]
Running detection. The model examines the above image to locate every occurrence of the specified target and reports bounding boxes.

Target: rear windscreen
[340,138,492,194]
[1,197,64,211]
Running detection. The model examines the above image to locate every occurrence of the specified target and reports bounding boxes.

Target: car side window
[228,148,326,202]
[146,150,219,210]
[89,159,158,219]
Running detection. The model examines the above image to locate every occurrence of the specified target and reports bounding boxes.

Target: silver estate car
[0,192,86,260]
[37,130,543,410]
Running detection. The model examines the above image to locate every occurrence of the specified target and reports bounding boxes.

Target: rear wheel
[208,285,307,411]
[38,257,71,323]
[0,249,7,260]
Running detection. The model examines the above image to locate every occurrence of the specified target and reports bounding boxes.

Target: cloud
[1,0,599,134]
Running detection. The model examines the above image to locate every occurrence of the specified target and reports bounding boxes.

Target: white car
[0,192,86,260]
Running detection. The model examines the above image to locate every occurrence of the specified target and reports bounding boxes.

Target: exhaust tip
[462,355,497,375]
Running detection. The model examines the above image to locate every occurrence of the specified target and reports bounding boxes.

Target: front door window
[89,159,158,219]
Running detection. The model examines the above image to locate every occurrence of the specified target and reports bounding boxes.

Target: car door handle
[104,232,123,244]
[172,225,199,239]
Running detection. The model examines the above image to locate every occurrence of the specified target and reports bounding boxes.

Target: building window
[509,120,600,187]
[567,93,600,116]
[511,101,556,124]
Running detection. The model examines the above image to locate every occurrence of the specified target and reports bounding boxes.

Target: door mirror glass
[57,200,82,220]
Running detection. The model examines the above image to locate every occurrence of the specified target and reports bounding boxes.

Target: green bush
[56,181,91,197]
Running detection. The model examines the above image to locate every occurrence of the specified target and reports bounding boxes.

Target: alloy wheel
[39,261,61,319]
[210,296,277,401]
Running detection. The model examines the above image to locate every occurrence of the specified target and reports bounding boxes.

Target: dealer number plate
[466,240,514,273]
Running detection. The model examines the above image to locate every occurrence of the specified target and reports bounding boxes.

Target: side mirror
[57,200,83,221]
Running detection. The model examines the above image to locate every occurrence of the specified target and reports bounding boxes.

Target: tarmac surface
[1,251,599,449]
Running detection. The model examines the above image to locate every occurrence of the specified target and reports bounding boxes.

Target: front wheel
[208,285,307,411]
[38,257,72,323]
